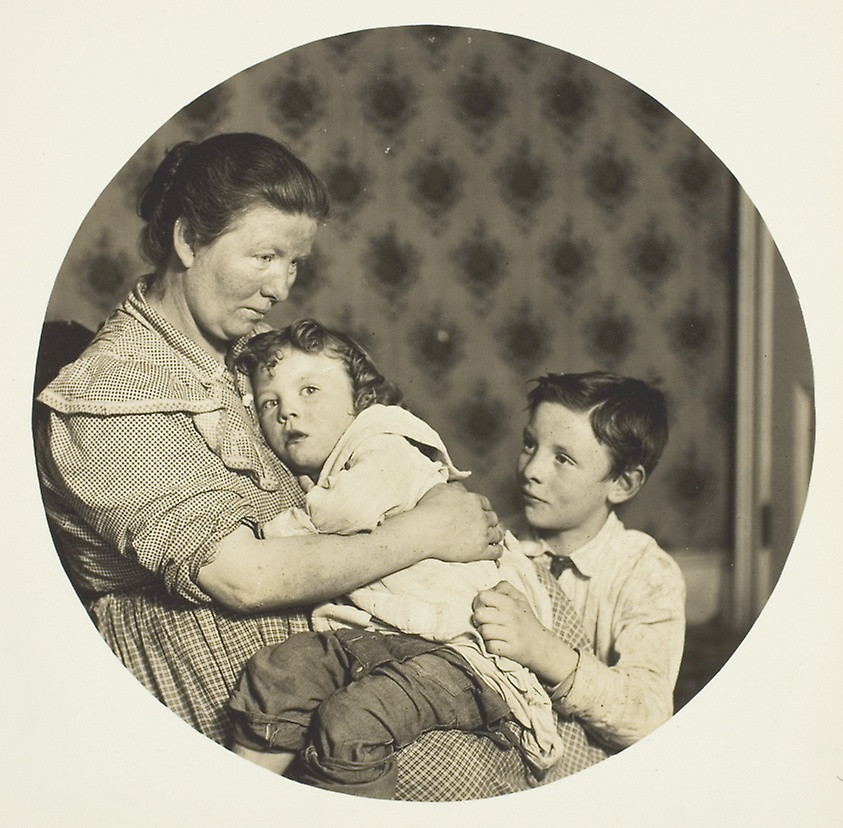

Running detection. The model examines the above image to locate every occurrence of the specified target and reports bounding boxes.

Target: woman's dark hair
[235,319,403,414]
[526,371,669,479]
[138,132,330,269]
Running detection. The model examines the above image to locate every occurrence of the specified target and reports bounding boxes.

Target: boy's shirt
[521,511,686,750]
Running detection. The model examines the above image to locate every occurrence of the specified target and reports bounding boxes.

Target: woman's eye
[521,439,536,454]
[555,454,572,466]
[257,254,275,265]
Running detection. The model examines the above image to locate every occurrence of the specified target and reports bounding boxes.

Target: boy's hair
[526,372,669,479]
[234,319,403,414]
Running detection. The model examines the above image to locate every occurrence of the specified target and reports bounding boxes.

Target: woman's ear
[172,218,196,268]
[608,465,646,505]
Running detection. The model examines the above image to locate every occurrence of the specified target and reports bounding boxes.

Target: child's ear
[608,465,646,505]
[172,217,196,268]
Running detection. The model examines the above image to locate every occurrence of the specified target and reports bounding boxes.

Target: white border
[3,2,841,824]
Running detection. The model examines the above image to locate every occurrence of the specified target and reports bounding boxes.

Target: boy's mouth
[520,488,546,505]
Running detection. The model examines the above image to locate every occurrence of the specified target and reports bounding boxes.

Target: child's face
[516,401,619,544]
[252,347,356,478]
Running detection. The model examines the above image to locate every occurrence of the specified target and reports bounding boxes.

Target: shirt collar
[130,276,229,382]
[534,512,622,579]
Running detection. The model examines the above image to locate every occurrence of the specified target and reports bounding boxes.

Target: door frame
[733,191,775,630]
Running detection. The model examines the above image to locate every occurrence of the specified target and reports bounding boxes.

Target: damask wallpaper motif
[44,26,738,552]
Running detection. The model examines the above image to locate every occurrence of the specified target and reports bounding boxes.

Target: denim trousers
[228,629,511,798]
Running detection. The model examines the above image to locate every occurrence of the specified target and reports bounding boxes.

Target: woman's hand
[199,484,501,613]
[410,483,504,564]
[472,581,578,685]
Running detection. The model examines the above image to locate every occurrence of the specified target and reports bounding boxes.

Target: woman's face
[175,205,318,356]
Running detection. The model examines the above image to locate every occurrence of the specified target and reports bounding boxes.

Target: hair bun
[137,141,195,223]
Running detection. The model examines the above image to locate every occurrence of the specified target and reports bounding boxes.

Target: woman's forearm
[198,484,501,613]
[198,523,426,612]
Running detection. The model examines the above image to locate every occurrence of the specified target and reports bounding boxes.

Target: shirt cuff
[548,648,581,703]
[551,646,610,721]
[180,503,261,603]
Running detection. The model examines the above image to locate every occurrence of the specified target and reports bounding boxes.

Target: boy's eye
[301,385,318,396]
[258,398,278,412]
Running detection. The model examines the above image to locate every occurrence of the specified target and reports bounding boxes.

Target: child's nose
[278,399,297,422]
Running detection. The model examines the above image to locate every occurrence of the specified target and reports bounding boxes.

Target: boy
[226,320,602,798]
[472,372,686,750]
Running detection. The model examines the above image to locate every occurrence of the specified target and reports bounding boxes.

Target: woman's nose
[261,262,296,303]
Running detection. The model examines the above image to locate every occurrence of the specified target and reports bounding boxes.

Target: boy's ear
[172,218,196,268]
[608,465,646,505]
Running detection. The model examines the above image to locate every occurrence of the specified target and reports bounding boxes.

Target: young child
[226,319,582,798]
[472,372,686,750]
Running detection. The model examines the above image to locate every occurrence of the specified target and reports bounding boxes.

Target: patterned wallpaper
[43,26,738,552]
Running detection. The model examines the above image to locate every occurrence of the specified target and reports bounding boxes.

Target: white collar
[531,512,623,579]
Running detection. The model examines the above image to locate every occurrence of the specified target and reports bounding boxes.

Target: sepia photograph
[4,1,841,824]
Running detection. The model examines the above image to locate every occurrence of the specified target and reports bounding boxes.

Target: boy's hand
[472,581,580,686]
[472,581,547,671]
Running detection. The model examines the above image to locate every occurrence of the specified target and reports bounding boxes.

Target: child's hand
[472,581,547,671]
[297,475,315,493]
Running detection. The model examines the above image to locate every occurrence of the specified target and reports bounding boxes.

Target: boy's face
[516,401,620,547]
[252,347,356,478]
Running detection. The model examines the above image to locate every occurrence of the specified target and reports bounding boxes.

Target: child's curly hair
[234,319,403,414]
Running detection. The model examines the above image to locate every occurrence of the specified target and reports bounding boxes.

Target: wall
[44,25,737,555]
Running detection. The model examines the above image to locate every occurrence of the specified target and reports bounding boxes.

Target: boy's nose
[521,453,545,481]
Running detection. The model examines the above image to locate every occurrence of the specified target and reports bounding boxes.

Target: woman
[35,133,606,799]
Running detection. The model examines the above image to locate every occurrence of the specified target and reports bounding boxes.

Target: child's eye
[258,398,278,412]
[301,385,318,396]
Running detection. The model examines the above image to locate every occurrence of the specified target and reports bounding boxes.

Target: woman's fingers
[474,493,500,527]
[473,494,504,548]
